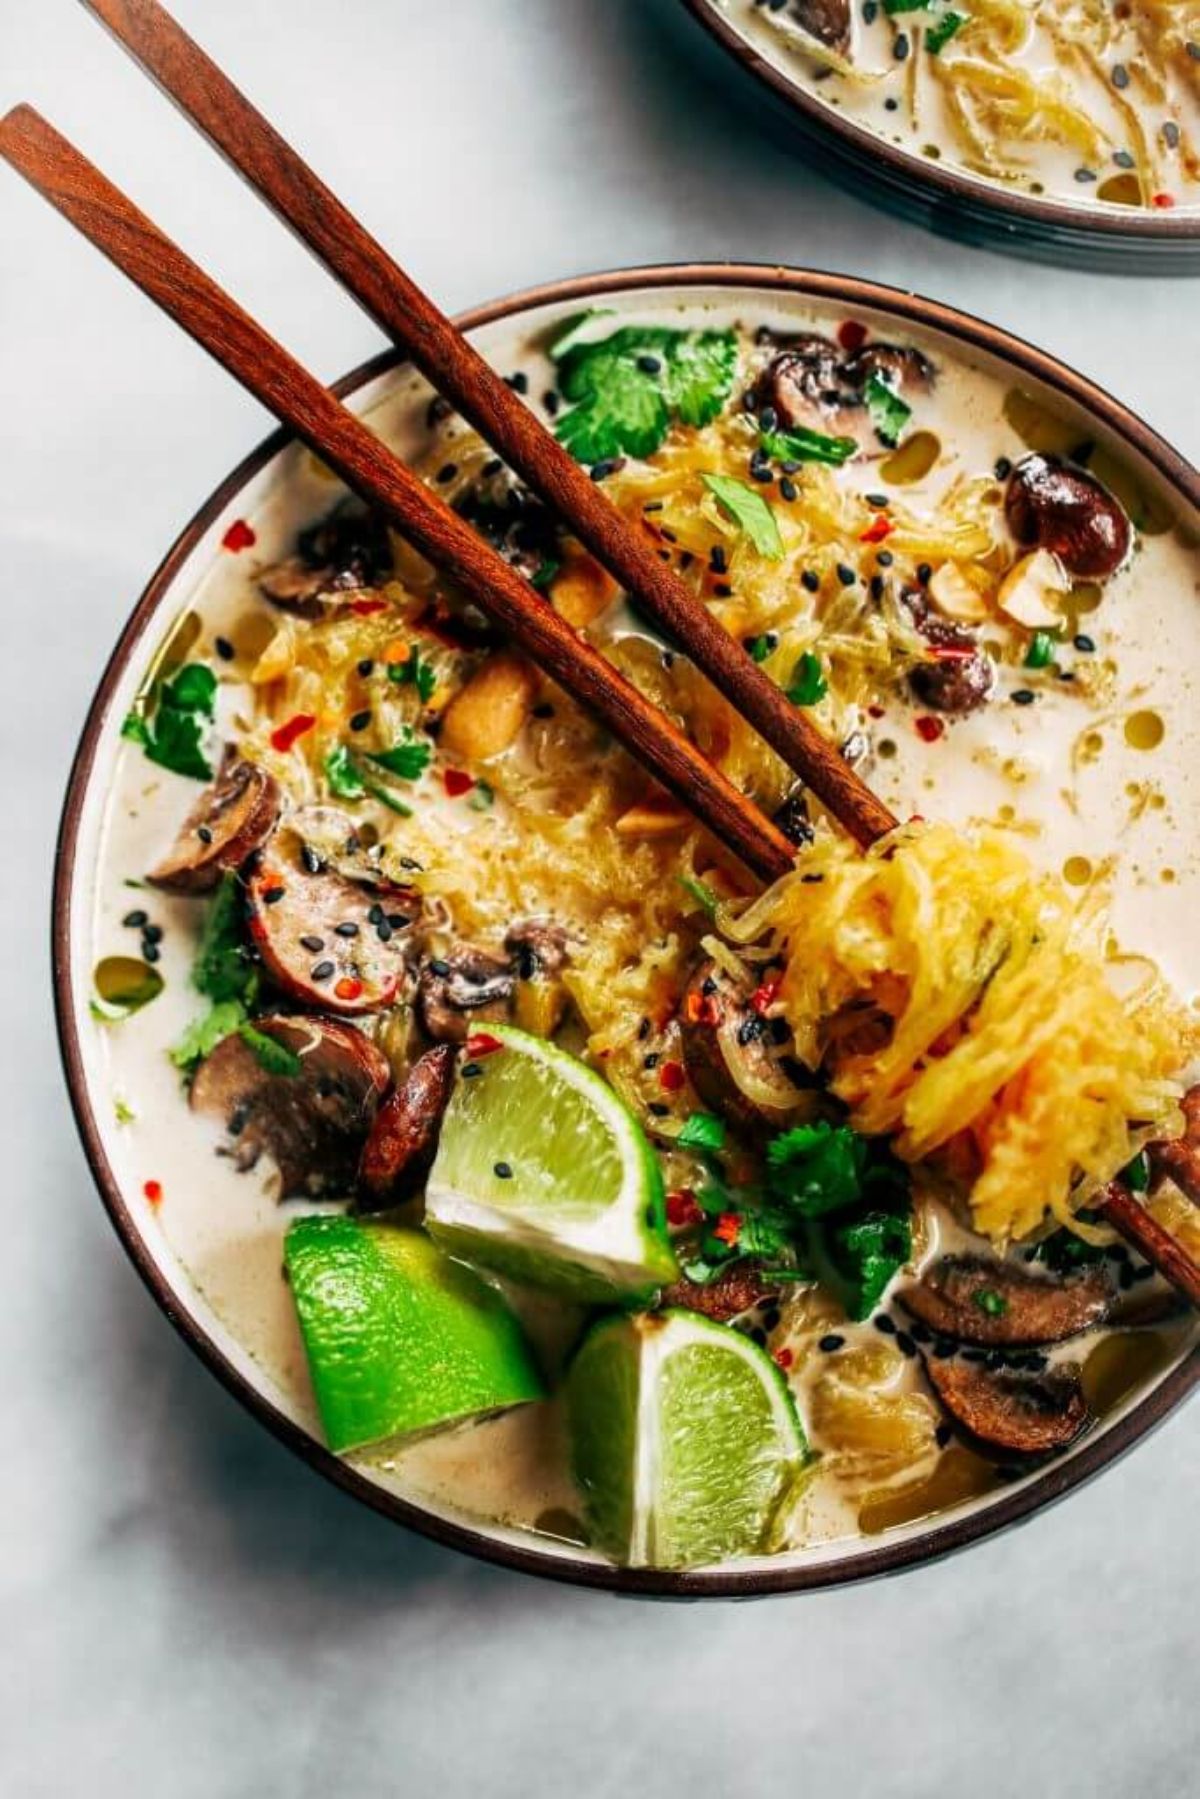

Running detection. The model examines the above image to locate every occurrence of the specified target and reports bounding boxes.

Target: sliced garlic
[927,561,990,623]
[997,549,1070,629]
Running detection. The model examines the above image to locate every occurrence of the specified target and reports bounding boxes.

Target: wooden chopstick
[2,105,1194,1306]
[75,0,898,852]
[0,105,794,887]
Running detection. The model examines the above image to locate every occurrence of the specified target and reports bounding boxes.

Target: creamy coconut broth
[719,0,1200,212]
[85,294,1200,1570]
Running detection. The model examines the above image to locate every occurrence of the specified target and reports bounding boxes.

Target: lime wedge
[425,1025,677,1303]
[566,1309,809,1569]
[284,1216,544,1453]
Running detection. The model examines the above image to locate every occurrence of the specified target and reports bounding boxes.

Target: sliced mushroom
[357,1045,456,1210]
[456,478,562,586]
[679,958,798,1132]
[1004,454,1131,580]
[660,1261,771,1323]
[924,1354,1090,1459]
[900,1254,1114,1347]
[505,919,569,980]
[148,751,281,893]
[246,812,420,1015]
[418,945,515,1044]
[259,506,394,615]
[1149,1084,1200,1205]
[789,0,851,52]
[191,1014,390,1198]
[750,334,934,445]
[904,589,995,714]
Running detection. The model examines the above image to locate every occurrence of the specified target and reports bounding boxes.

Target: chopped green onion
[787,651,828,707]
[1024,630,1056,670]
[677,1112,727,1153]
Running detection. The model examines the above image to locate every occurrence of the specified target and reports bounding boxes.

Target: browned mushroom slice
[1149,1084,1200,1205]
[753,337,861,440]
[191,1014,390,1198]
[357,1045,456,1210]
[418,946,515,1044]
[506,919,571,1036]
[679,958,798,1132]
[148,751,281,893]
[789,0,851,52]
[904,590,995,714]
[900,1254,1114,1347]
[660,1261,771,1323]
[246,813,420,1016]
[924,1354,1090,1459]
[1004,454,1131,580]
[259,506,394,615]
[842,343,935,398]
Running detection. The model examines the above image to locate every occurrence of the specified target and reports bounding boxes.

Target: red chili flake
[350,598,389,617]
[713,1212,741,1247]
[930,644,976,662]
[659,1060,686,1093]
[443,768,475,798]
[859,515,893,544]
[270,713,316,754]
[666,1189,704,1227]
[868,704,886,719]
[838,320,868,353]
[915,715,945,743]
[466,1031,504,1058]
[751,974,782,1016]
[222,518,257,553]
[143,1179,163,1207]
[683,990,719,1028]
[1152,192,1176,208]
[334,976,364,1002]
[774,1346,795,1370]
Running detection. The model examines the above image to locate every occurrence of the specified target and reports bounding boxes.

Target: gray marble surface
[1,2,1196,1794]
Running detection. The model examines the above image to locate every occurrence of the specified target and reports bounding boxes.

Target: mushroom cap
[358,1045,457,1210]
[924,1354,1090,1459]
[148,751,281,893]
[1004,454,1131,581]
[900,1253,1114,1347]
[679,958,799,1133]
[659,1261,772,1323]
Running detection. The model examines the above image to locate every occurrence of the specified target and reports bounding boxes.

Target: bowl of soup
[58,265,1200,1593]
[679,1,1200,270]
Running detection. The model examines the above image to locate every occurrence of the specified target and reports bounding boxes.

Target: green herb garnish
[760,426,858,468]
[238,1023,303,1079]
[974,1287,1009,1317]
[701,473,784,560]
[368,731,433,781]
[552,325,739,463]
[786,651,828,707]
[1122,1149,1151,1193]
[170,873,260,1074]
[745,635,775,664]
[677,1112,728,1153]
[325,744,416,816]
[926,8,967,52]
[863,372,912,449]
[169,998,249,1073]
[325,743,367,801]
[679,874,720,918]
[386,644,438,703]
[1024,630,1056,670]
[122,661,218,782]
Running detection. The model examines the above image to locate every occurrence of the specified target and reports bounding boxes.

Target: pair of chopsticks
[4,0,1196,1305]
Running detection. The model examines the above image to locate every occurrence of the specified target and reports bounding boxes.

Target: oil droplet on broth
[1082,1332,1171,1416]
[233,610,279,664]
[93,956,164,1014]
[1078,729,1105,765]
[1062,855,1093,886]
[857,1447,1001,1536]
[1124,710,1165,751]
[880,431,940,484]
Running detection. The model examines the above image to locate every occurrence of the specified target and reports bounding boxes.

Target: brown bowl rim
[679,0,1200,248]
[53,261,1199,1597]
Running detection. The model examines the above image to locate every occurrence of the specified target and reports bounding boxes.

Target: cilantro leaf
[864,372,912,449]
[701,473,784,560]
[192,873,258,1006]
[786,651,828,707]
[123,661,219,782]
[553,326,739,463]
[813,1207,913,1321]
[386,645,437,703]
[974,1288,1009,1317]
[239,1022,303,1078]
[170,997,248,1074]
[760,426,858,467]
[368,732,433,781]
[766,1121,912,1318]
[546,308,617,359]
[677,1112,727,1153]
[325,744,366,801]
[361,775,413,817]
[926,8,967,51]
[768,1120,868,1218]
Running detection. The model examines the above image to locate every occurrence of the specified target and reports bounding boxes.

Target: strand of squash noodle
[718,820,1194,1245]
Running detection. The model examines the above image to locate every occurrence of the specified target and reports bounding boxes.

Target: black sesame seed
[874,1313,897,1335]
[907,1320,931,1344]
[1075,167,1097,183]
[142,923,164,944]
[494,1161,513,1179]
[643,1053,661,1070]
[781,459,801,476]
[836,564,857,587]
[894,32,910,59]
[870,574,885,602]
[142,943,161,964]
[636,353,663,375]
[1074,633,1096,653]
[758,405,779,433]
[962,1348,987,1363]
[801,569,820,593]
[399,856,423,871]
[505,371,529,394]
[436,463,458,485]
[543,391,560,416]
[367,904,384,925]
[214,636,235,662]
[896,1331,917,1358]
[387,912,410,931]
[638,1017,652,1041]
[876,548,894,567]
[462,1061,483,1078]
[311,961,335,982]
[1163,121,1181,148]
[1113,149,1135,169]
[1112,63,1130,89]
[917,562,932,584]
[1012,688,1036,706]
[300,845,324,875]
[933,1339,956,1359]
[376,921,393,943]
[751,464,774,484]
[780,476,798,502]
[710,545,728,575]
[228,1105,249,1138]
[122,909,148,929]
[819,1333,845,1353]
[866,492,889,508]
[349,710,371,732]
[863,0,877,15]
[994,457,1012,479]
[261,886,286,905]
[884,96,899,111]
[935,1422,953,1449]
[334,921,360,938]
[429,958,451,977]
[300,935,325,953]
[648,1102,669,1117]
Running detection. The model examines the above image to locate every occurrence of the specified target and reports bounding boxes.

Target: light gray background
[1,3,1195,1794]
